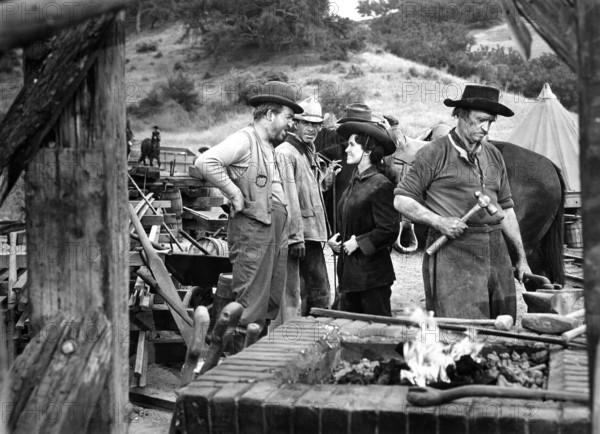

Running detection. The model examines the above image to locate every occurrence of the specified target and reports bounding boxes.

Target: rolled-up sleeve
[394,147,436,204]
[496,155,514,209]
[191,132,250,199]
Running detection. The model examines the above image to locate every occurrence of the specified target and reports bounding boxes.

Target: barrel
[211,273,234,327]
[161,188,184,241]
[565,220,583,248]
[189,237,229,256]
[162,188,183,217]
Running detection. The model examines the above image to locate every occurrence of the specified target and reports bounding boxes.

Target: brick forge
[169,317,590,434]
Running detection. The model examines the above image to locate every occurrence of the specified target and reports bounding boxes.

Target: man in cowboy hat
[191,81,303,349]
[274,97,341,321]
[394,84,531,320]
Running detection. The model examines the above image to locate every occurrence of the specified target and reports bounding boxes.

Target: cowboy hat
[248,81,304,114]
[336,121,396,156]
[294,97,324,123]
[443,84,514,117]
[337,103,384,124]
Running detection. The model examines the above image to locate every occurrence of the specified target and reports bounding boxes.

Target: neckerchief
[450,128,481,164]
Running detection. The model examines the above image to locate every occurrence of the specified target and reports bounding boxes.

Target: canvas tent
[508,83,580,192]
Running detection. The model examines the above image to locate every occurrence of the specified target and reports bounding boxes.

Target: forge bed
[169,317,590,434]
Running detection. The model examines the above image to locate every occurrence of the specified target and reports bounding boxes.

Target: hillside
[470,22,554,58]
[0,22,571,152]
[126,24,554,152]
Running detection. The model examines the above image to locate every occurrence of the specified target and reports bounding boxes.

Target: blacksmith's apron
[423,224,516,319]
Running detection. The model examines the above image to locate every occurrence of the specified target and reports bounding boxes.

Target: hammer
[426,191,499,255]
[434,315,513,331]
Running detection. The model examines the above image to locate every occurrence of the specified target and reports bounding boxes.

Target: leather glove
[289,241,305,259]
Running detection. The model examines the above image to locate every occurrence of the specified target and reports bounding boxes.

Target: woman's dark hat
[336,121,396,156]
[337,103,383,124]
[248,81,304,114]
[443,84,514,117]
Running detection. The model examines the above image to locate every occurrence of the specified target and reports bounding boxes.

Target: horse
[315,125,565,290]
[139,130,161,167]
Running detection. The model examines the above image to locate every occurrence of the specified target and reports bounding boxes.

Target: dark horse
[315,128,565,289]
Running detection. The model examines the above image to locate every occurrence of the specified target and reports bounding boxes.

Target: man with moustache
[191,81,303,345]
[275,97,340,321]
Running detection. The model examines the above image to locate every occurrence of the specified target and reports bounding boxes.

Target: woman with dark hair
[327,112,399,316]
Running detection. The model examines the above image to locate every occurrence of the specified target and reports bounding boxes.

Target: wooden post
[23,13,128,434]
[0,305,6,434]
[578,0,600,430]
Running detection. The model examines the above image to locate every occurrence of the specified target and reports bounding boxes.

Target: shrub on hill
[179,0,365,61]
[129,72,200,118]
[369,8,579,111]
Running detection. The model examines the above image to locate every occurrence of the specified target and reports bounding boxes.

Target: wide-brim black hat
[443,84,514,117]
[248,81,303,114]
[337,103,384,124]
[336,121,396,156]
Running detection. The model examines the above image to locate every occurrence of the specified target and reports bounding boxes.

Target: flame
[402,309,484,387]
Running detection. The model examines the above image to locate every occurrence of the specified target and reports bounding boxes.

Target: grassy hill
[127,24,556,153]
[0,22,571,153]
[470,22,554,59]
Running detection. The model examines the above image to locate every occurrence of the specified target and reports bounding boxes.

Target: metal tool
[426,191,498,255]
[407,385,588,406]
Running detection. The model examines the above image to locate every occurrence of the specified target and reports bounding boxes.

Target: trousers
[228,202,288,328]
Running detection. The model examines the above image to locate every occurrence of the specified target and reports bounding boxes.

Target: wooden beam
[578,0,600,429]
[8,311,112,433]
[0,0,130,51]
[499,0,532,60]
[0,297,7,434]
[0,12,117,203]
[24,13,128,434]
[512,0,577,71]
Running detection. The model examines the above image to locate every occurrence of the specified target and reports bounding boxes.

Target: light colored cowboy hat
[443,84,514,117]
[248,81,304,114]
[337,103,384,124]
[336,121,396,156]
[293,97,324,123]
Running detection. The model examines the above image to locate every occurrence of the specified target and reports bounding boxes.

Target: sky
[332,0,363,21]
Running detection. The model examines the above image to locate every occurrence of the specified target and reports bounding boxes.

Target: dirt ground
[128,246,533,433]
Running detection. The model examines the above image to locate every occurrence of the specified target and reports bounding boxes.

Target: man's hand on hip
[435,216,468,239]
[228,191,245,218]
[289,241,306,259]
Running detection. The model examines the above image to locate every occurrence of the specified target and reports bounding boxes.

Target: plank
[129,204,193,345]
[9,311,112,433]
[129,387,176,411]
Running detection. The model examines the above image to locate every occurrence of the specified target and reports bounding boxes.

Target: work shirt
[193,125,300,240]
[276,133,329,243]
[394,131,514,225]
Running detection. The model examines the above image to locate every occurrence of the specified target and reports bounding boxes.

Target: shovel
[407,385,588,406]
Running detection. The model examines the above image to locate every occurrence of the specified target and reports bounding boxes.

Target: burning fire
[401,309,484,387]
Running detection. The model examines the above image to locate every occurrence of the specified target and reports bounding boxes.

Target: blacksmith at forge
[190,81,302,343]
[394,85,531,319]
[275,97,340,321]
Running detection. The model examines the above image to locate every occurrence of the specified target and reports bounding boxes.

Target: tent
[507,83,580,192]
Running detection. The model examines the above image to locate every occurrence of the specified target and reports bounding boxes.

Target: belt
[464,222,502,233]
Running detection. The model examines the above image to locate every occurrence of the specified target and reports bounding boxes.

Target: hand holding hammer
[426,191,499,255]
